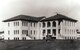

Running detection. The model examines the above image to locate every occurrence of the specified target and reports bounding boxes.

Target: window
[31,30,32,35]
[14,30,19,34]
[8,23,10,27]
[34,30,35,35]
[47,29,51,34]
[8,31,10,35]
[43,30,45,36]
[18,22,19,26]
[22,37,26,40]
[53,21,56,27]
[47,22,51,27]
[34,23,35,27]
[22,30,28,35]
[14,22,15,26]
[34,37,35,40]
[53,29,56,35]
[58,29,60,34]
[43,22,45,27]
[14,37,19,40]
[8,37,10,40]
[31,22,32,27]
[14,22,19,26]
[18,30,19,34]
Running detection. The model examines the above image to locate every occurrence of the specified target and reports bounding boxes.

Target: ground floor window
[22,37,26,40]
[8,37,10,40]
[47,29,51,35]
[53,29,56,35]
[34,37,35,40]
[14,37,19,40]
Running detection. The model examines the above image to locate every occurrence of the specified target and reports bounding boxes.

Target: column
[56,20,58,39]
[50,21,53,35]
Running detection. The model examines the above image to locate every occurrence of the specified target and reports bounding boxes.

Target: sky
[0,0,80,31]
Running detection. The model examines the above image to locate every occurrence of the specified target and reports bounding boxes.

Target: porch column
[56,20,59,39]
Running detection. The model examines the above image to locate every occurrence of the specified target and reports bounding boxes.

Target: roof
[3,15,45,22]
[41,14,77,22]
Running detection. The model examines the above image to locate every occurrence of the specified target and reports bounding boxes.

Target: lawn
[0,40,80,50]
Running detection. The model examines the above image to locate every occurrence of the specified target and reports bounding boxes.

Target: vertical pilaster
[56,20,58,39]
[50,21,53,35]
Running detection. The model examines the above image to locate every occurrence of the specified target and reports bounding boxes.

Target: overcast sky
[0,0,80,31]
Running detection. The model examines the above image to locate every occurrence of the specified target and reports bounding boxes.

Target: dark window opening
[47,29,51,35]
[22,37,26,40]
[53,29,56,35]
[8,23,10,27]
[14,37,19,40]
[47,22,51,27]
[43,22,45,27]
[53,21,56,27]
[58,29,60,34]
[43,30,45,36]
[34,37,35,40]
[8,37,10,40]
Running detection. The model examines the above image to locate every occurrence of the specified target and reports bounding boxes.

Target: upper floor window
[34,23,35,27]
[47,22,51,27]
[43,22,45,27]
[53,21,56,27]
[22,30,28,35]
[22,21,28,26]
[14,22,19,26]
[8,23,10,27]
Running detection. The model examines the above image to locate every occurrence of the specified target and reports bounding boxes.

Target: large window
[8,31,10,35]
[47,22,51,27]
[14,30,19,34]
[53,29,56,35]
[43,22,45,27]
[14,22,19,26]
[8,23,10,27]
[22,37,26,40]
[14,37,19,40]
[22,30,28,36]
[34,23,35,27]
[47,29,51,34]
[53,21,56,27]
[43,30,45,36]
[22,21,28,26]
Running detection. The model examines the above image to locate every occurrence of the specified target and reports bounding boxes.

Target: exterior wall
[58,20,77,39]
[40,20,77,40]
[40,20,58,39]
[4,20,31,40]
[3,19,77,40]
[3,20,42,40]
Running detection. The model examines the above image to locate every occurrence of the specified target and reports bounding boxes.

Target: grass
[0,40,80,50]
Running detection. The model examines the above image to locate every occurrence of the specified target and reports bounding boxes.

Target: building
[40,14,77,39]
[0,31,4,39]
[2,14,78,40]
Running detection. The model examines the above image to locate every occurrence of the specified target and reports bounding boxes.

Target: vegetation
[0,40,79,50]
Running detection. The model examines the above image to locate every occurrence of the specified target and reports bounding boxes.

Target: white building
[2,14,78,40]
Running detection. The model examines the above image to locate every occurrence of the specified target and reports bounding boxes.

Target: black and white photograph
[0,0,80,50]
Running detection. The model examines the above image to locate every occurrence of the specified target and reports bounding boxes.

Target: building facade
[2,14,78,40]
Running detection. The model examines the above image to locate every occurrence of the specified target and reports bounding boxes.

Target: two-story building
[2,14,78,40]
